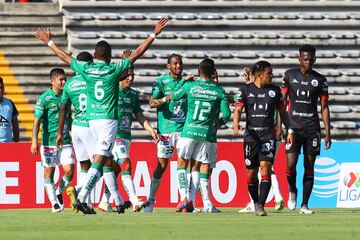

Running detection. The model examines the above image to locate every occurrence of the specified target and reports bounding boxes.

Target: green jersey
[172,79,231,141]
[151,73,187,134]
[70,58,132,120]
[115,85,142,141]
[34,89,72,146]
[61,74,88,127]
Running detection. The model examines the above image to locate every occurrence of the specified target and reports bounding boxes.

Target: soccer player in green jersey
[36,18,167,214]
[171,58,231,212]
[98,67,159,212]
[30,68,74,213]
[56,52,96,213]
[144,54,188,212]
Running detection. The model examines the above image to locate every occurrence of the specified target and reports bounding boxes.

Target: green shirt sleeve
[34,96,45,119]
[171,81,187,101]
[151,79,164,99]
[70,58,87,75]
[115,57,132,76]
[218,92,231,125]
[61,82,70,105]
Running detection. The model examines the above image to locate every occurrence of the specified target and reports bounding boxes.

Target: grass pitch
[0,208,359,240]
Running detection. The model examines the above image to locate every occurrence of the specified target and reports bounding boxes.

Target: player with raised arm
[144,54,188,212]
[30,68,74,213]
[36,18,168,214]
[56,52,95,213]
[233,61,292,216]
[172,58,231,213]
[281,44,331,214]
[98,67,160,212]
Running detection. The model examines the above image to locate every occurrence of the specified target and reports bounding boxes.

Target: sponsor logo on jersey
[124,97,131,104]
[68,80,86,89]
[190,86,218,97]
[311,79,319,87]
[257,94,265,98]
[0,115,10,127]
[45,96,52,101]
[301,81,308,86]
[268,90,276,98]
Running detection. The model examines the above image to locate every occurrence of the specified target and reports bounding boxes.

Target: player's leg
[286,131,302,211]
[257,160,272,216]
[56,145,75,210]
[243,141,259,214]
[40,146,61,212]
[272,140,284,211]
[188,160,200,208]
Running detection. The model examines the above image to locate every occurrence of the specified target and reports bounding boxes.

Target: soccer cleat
[175,198,189,213]
[133,200,146,212]
[88,208,97,214]
[255,203,267,216]
[187,201,195,213]
[57,194,64,211]
[143,200,155,213]
[275,199,284,211]
[203,202,221,213]
[115,204,126,214]
[124,200,132,209]
[238,202,255,213]
[73,199,93,214]
[287,192,297,211]
[300,205,314,215]
[98,201,114,213]
[66,187,78,212]
[52,203,62,213]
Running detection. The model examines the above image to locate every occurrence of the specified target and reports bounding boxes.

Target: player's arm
[129,18,168,64]
[10,101,19,142]
[321,97,331,150]
[134,111,160,142]
[218,97,231,126]
[31,118,41,155]
[233,104,243,136]
[35,28,73,65]
[56,103,68,148]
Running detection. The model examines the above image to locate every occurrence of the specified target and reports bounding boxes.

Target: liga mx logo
[313,157,340,198]
[343,172,360,188]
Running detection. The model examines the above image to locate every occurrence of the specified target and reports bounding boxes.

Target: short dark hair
[199,58,216,79]
[50,68,65,79]
[0,77,3,85]
[76,51,93,62]
[251,61,272,75]
[167,53,182,64]
[299,44,316,54]
[95,40,112,62]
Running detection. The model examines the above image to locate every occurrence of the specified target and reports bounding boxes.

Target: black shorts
[244,139,276,169]
[285,129,321,156]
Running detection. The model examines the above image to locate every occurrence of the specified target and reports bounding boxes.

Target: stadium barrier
[0,142,359,209]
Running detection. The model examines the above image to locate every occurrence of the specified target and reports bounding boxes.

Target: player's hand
[56,134,63,149]
[30,141,38,156]
[35,27,52,44]
[183,75,196,81]
[276,128,285,142]
[153,18,168,36]
[324,134,332,150]
[242,67,251,82]
[233,125,242,136]
[165,93,172,101]
[286,132,294,147]
[151,131,160,143]
[121,50,132,59]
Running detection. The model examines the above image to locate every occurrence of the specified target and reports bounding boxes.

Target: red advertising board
[0,142,289,209]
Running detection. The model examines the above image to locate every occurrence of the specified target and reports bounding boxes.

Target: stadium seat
[328,87,348,95]
[331,121,358,129]
[338,51,360,58]
[223,12,248,20]
[216,69,239,77]
[207,51,233,59]
[281,32,305,39]
[301,13,325,20]
[276,13,299,20]
[228,32,253,39]
[234,51,258,59]
[148,13,170,20]
[67,13,93,20]
[256,32,278,39]
[317,51,337,58]
[122,13,146,20]
[173,12,197,20]
[204,32,228,39]
[179,32,202,39]
[73,32,98,39]
[327,13,350,20]
[321,69,342,77]
[156,32,177,39]
[329,105,351,113]
[199,13,222,20]
[183,51,207,59]
[307,32,330,39]
[136,69,160,76]
[98,31,125,38]
[332,32,357,39]
[94,13,120,20]
[128,31,149,39]
[251,13,273,20]
[261,51,284,58]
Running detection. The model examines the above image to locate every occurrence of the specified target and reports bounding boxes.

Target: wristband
[162,97,167,103]
[47,40,54,47]
[288,128,294,134]
[149,33,156,39]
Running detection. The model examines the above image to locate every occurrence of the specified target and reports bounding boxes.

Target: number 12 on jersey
[193,100,211,121]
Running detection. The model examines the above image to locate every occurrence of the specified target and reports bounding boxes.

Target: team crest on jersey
[245,159,251,166]
[311,79,319,87]
[124,97,131,103]
[36,99,42,105]
[268,90,276,98]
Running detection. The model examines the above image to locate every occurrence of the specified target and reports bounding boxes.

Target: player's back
[181,79,228,141]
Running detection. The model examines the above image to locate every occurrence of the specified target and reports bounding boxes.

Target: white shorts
[112,138,130,164]
[71,125,95,162]
[177,137,210,163]
[208,143,217,169]
[89,119,118,157]
[157,132,181,158]
[40,145,74,168]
